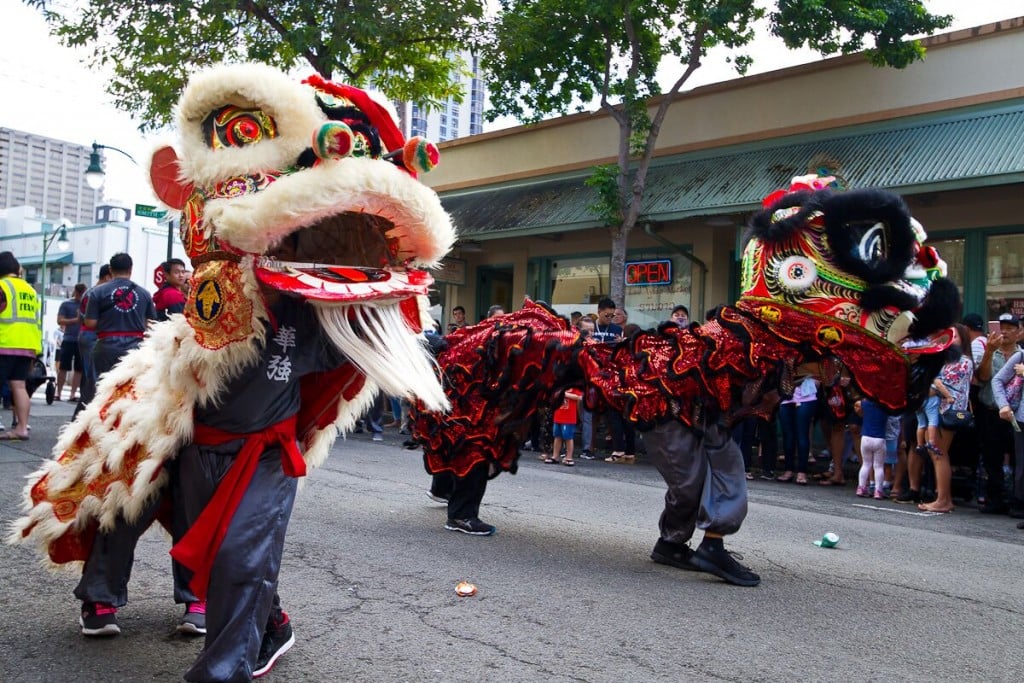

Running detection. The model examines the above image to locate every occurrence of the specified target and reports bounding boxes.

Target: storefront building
[421,18,1024,330]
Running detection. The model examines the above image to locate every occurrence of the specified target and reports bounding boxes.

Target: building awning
[16,253,74,266]
[441,102,1024,238]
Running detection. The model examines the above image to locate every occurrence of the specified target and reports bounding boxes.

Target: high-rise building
[0,127,98,226]
[396,52,486,143]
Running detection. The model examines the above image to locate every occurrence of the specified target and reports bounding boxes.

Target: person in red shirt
[546,387,582,466]
[153,258,188,322]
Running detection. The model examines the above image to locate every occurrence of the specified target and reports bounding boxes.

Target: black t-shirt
[194,298,346,433]
[85,277,157,334]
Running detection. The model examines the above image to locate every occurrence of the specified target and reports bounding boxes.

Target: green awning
[442,102,1024,238]
[16,253,74,266]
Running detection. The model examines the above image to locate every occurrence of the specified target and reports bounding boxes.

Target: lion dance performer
[414,174,960,587]
[11,63,455,681]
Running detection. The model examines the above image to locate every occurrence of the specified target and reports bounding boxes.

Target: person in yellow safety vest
[0,251,43,440]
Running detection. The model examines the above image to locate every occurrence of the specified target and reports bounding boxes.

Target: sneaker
[689,544,761,587]
[80,602,120,636]
[650,538,697,571]
[403,439,418,450]
[759,472,776,481]
[444,518,497,536]
[427,491,450,504]
[579,449,596,460]
[253,615,295,678]
[979,502,1008,514]
[856,485,869,498]
[895,489,920,504]
[177,601,206,635]
[371,432,383,442]
[873,489,886,501]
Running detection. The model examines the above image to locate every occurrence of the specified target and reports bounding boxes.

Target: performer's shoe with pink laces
[80,602,120,636]
[176,601,207,635]
[254,613,295,678]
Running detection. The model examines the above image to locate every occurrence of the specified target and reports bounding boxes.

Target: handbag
[940,407,975,431]
[1006,375,1024,412]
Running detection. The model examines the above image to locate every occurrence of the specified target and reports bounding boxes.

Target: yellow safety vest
[0,276,43,354]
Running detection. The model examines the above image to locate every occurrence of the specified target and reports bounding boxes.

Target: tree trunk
[609,227,628,307]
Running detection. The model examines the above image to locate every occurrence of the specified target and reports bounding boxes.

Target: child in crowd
[914,383,944,459]
[857,398,888,499]
[546,387,583,467]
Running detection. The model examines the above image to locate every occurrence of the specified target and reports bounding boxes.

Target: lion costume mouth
[254,211,434,305]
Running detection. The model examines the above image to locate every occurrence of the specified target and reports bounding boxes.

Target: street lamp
[85,141,176,260]
[85,141,137,190]
[39,219,71,329]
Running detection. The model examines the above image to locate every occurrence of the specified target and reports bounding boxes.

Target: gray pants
[643,421,748,544]
[178,442,296,683]
[74,460,194,606]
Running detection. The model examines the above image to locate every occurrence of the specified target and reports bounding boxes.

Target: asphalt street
[1,397,1022,682]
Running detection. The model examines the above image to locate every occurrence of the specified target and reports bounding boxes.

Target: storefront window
[926,237,965,295]
[985,234,1024,319]
[549,257,609,318]
[622,255,693,330]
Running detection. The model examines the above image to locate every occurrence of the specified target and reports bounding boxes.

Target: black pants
[978,403,1013,505]
[432,463,489,521]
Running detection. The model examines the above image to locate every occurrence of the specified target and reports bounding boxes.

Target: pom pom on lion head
[738,174,961,407]
[148,62,455,413]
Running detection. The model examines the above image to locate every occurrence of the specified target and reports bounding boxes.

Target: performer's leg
[444,463,494,535]
[695,423,748,536]
[181,445,297,683]
[74,492,162,608]
[430,471,456,501]
[644,420,706,568]
[691,423,760,586]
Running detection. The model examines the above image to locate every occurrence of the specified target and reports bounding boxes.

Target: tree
[26,0,486,130]
[482,0,952,307]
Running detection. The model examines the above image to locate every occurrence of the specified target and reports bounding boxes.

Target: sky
[1,0,1021,215]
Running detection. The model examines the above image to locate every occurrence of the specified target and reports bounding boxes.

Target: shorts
[885,438,898,466]
[58,340,81,371]
[915,395,941,429]
[0,354,32,383]
[552,422,576,440]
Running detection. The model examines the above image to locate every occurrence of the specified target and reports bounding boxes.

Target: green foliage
[771,1,951,68]
[584,163,624,227]
[25,0,485,131]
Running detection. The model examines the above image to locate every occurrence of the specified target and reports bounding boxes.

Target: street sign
[135,203,168,219]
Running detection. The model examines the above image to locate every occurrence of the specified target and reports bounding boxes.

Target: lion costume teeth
[10,63,455,564]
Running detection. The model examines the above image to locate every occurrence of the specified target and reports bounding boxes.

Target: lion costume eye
[776,255,818,294]
[850,220,888,269]
[202,106,278,150]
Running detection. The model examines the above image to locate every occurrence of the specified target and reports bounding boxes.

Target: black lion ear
[821,189,915,285]
[748,189,828,243]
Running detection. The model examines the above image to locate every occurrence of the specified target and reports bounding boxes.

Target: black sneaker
[689,544,761,587]
[579,449,596,460]
[80,601,120,636]
[427,491,450,504]
[253,616,295,678]
[894,489,920,504]
[650,538,697,571]
[980,502,1008,514]
[176,601,206,635]
[444,518,497,536]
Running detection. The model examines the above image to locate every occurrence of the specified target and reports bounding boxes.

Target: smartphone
[989,320,1001,334]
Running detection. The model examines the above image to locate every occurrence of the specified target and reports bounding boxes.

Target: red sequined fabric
[414,299,928,478]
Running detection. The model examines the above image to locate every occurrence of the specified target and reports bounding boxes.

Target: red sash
[170,415,305,599]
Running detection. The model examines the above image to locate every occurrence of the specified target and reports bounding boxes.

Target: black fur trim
[295,148,318,169]
[821,189,915,284]
[909,277,961,338]
[748,190,828,242]
[860,284,919,312]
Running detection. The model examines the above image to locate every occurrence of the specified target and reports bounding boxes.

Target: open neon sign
[625,259,672,286]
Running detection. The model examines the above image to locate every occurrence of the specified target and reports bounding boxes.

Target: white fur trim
[208,157,455,268]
